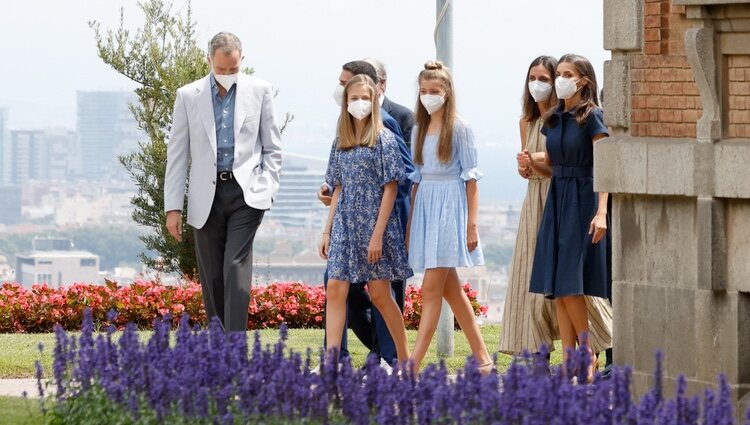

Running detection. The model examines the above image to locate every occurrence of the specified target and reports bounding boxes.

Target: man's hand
[317,183,332,206]
[166,210,183,242]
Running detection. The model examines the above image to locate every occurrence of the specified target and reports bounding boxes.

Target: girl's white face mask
[420,94,445,115]
[347,99,372,120]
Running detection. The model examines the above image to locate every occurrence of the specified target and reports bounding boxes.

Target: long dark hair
[543,53,600,128]
[521,55,558,122]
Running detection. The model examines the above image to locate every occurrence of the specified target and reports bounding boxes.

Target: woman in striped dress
[499,56,612,357]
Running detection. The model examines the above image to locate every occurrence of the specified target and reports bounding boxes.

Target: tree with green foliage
[90,0,291,280]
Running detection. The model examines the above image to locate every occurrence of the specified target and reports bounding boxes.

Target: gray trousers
[193,178,265,332]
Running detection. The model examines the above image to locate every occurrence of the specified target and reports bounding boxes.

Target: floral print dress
[325,128,413,283]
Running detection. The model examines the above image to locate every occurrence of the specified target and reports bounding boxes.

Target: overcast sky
[0,0,609,204]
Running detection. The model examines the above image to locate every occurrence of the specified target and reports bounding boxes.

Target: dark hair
[543,53,600,128]
[521,55,558,122]
[342,61,378,84]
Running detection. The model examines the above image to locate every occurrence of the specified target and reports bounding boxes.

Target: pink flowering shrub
[403,283,488,330]
[0,280,486,333]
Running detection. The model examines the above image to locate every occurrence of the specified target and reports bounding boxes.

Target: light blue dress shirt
[210,74,237,172]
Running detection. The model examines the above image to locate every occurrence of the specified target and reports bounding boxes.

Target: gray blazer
[164,74,282,229]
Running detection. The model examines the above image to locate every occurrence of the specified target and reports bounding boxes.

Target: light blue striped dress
[408,118,485,270]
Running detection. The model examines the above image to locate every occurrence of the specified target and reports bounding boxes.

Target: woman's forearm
[373,182,397,237]
[466,179,479,227]
[324,186,341,234]
[597,192,609,215]
[529,152,553,177]
[406,184,418,225]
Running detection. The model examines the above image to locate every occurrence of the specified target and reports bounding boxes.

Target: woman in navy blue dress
[523,54,611,381]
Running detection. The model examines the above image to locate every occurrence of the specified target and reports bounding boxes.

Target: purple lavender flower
[52,324,69,398]
[704,387,717,425]
[279,322,288,341]
[611,365,634,422]
[654,350,664,404]
[714,374,735,425]
[73,308,96,392]
[34,360,45,398]
[47,310,749,425]
[222,412,234,425]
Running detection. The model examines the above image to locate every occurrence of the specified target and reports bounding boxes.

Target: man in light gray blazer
[164,32,282,332]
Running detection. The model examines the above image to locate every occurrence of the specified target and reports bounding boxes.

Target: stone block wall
[600,0,750,417]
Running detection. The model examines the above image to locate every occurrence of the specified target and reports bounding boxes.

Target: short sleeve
[407,129,422,183]
[456,120,483,182]
[586,108,609,140]
[325,139,341,188]
[379,130,405,187]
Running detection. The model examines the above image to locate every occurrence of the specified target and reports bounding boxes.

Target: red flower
[0,280,487,332]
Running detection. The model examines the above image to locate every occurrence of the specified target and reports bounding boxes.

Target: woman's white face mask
[347,99,372,120]
[555,77,582,100]
[528,81,553,102]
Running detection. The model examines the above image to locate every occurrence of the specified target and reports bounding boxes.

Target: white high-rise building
[8,130,45,183]
[45,128,77,181]
[267,152,328,229]
[76,91,141,180]
[6,129,77,183]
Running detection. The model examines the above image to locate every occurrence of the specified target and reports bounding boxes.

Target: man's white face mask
[333,84,345,106]
[213,71,238,91]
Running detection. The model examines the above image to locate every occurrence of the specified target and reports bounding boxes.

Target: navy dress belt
[552,165,593,178]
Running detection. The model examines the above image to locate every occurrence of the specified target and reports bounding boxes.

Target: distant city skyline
[0,91,141,185]
[0,1,609,204]
[77,91,141,180]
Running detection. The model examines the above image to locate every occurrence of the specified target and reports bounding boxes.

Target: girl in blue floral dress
[318,74,412,363]
[406,62,493,374]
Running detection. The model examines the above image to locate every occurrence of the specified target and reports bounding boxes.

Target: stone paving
[0,379,48,399]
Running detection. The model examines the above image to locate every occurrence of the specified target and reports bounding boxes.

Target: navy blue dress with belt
[529,106,610,299]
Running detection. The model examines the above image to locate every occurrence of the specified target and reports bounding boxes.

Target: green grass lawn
[0,325,563,379]
[0,396,43,425]
[0,326,565,425]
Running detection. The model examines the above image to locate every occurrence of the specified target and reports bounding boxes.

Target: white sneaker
[379,358,394,375]
[310,363,343,374]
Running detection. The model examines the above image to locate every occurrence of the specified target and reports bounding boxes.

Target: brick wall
[630,0,703,138]
[727,55,750,138]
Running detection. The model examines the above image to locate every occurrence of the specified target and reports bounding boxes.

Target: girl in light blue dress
[406,61,492,374]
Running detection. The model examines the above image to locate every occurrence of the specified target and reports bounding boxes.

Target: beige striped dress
[499,118,613,355]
